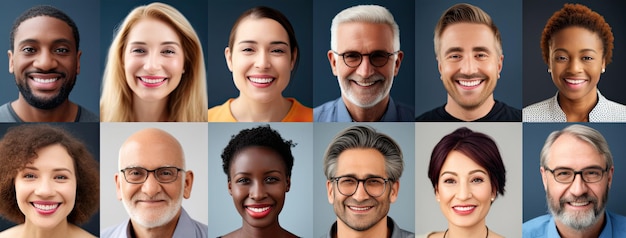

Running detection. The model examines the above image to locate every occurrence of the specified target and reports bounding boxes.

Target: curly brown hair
[0,124,99,225]
[541,3,614,65]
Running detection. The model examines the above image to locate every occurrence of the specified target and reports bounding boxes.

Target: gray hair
[330,5,400,52]
[323,125,404,182]
[540,124,613,169]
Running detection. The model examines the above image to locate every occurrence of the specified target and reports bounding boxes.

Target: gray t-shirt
[0,102,98,122]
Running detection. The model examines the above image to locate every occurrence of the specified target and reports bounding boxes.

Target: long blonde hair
[100,2,207,121]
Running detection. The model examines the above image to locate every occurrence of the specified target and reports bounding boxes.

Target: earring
[491,197,495,201]
[602,68,605,73]
[547,68,551,73]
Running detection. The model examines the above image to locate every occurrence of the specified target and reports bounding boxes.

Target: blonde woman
[100,2,207,122]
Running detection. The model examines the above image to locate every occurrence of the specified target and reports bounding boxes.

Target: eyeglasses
[333,50,399,68]
[331,176,391,197]
[120,166,183,184]
[544,167,608,184]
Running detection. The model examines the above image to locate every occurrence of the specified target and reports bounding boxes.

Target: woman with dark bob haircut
[219,125,298,237]
[0,124,99,237]
[523,3,626,122]
[420,127,506,238]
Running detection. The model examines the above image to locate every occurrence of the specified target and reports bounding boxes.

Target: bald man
[101,128,207,238]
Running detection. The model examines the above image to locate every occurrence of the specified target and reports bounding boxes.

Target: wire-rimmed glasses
[120,166,183,184]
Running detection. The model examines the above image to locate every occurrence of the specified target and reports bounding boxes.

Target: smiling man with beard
[415,3,520,122]
[0,5,97,122]
[523,124,626,238]
[101,128,207,238]
[323,126,414,238]
[314,5,414,122]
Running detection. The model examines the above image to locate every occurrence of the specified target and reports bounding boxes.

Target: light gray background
[313,123,416,237]
[99,123,208,231]
[0,0,101,116]
[523,123,626,222]
[414,0,523,116]
[207,123,314,237]
[414,123,522,238]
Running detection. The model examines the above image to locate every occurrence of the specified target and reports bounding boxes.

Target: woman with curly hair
[0,124,99,238]
[523,3,626,122]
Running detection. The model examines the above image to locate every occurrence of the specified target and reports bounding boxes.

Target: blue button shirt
[522,211,626,238]
[314,97,414,122]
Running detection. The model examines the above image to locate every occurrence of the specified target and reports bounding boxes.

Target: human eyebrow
[161,41,181,47]
[237,40,257,45]
[443,47,463,55]
[440,171,458,177]
[468,169,487,175]
[17,39,39,46]
[579,48,599,54]
[472,46,491,53]
[270,41,289,46]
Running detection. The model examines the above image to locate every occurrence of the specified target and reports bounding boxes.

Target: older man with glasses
[323,125,414,238]
[523,124,626,238]
[101,128,207,238]
[314,5,414,122]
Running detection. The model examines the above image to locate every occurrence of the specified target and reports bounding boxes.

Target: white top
[523,90,626,122]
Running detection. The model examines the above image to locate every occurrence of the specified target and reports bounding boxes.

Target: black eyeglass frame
[544,167,609,184]
[332,50,400,68]
[330,175,392,197]
[120,166,184,184]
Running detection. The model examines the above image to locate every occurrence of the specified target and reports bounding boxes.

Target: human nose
[34,178,55,197]
[350,181,370,201]
[566,58,583,74]
[355,56,375,78]
[33,50,58,70]
[249,181,267,200]
[568,173,589,196]
[143,52,162,73]
[459,56,478,75]
[141,172,163,197]
[254,51,271,69]
[455,181,472,201]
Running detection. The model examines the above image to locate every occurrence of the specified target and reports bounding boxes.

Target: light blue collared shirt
[522,211,626,238]
[100,207,207,238]
[314,97,414,122]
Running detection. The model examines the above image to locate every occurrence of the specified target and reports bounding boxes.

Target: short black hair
[221,125,295,180]
[10,5,80,50]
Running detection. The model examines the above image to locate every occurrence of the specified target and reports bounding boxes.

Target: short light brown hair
[433,3,502,56]
[541,3,613,65]
[0,124,99,224]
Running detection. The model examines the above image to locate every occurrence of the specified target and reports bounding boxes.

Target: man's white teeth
[349,206,371,211]
[249,77,274,84]
[355,81,375,86]
[33,203,59,211]
[569,201,590,206]
[565,79,585,84]
[33,78,58,83]
[458,80,481,87]
[140,77,166,84]
[453,206,475,211]
[248,206,270,213]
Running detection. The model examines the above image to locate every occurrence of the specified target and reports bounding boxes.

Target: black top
[416,100,521,122]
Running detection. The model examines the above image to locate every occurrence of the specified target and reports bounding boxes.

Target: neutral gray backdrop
[99,123,208,232]
[312,1,416,111]
[414,0,523,117]
[206,0,313,108]
[0,122,100,236]
[207,123,314,237]
[523,123,626,222]
[522,0,626,107]
[313,123,416,237]
[0,0,101,116]
[414,122,522,238]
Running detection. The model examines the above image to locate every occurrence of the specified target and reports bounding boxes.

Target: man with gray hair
[323,125,414,237]
[314,5,414,122]
[523,124,626,237]
[101,128,207,238]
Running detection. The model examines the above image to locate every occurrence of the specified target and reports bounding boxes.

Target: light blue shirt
[522,211,626,238]
[314,97,414,122]
[100,208,207,238]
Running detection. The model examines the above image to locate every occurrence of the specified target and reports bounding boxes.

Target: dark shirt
[415,100,521,122]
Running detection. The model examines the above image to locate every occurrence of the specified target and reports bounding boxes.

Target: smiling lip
[347,205,373,214]
[352,80,378,87]
[31,201,60,215]
[28,73,63,90]
[245,204,272,219]
[456,80,483,89]
[566,200,592,209]
[452,205,476,215]
[247,75,275,88]
[138,76,167,88]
